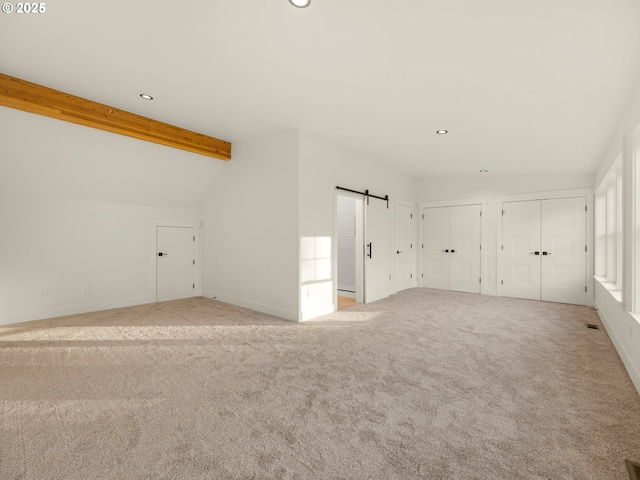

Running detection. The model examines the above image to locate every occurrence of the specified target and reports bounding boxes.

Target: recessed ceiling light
[436,130,448,135]
[480,169,488,173]
[289,0,310,7]
[140,94,153,100]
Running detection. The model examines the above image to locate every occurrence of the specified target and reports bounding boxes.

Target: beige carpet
[1,289,639,479]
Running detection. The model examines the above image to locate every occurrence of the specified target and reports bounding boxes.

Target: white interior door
[422,207,450,290]
[449,204,482,293]
[502,201,541,300]
[156,226,195,302]
[541,197,586,304]
[364,198,390,303]
[395,204,413,292]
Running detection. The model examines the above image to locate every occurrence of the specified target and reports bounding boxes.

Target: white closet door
[541,197,586,304]
[395,204,413,292]
[422,207,450,290]
[449,204,482,293]
[502,201,541,300]
[157,226,195,302]
[364,199,390,303]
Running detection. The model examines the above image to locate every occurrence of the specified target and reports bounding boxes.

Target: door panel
[453,259,473,281]
[364,199,390,303]
[395,204,413,292]
[502,201,541,300]
[512,262,534,285]
[541,197,586,304]
[422,207,450,290]
[156,226,195,302]
[449,204,481,293]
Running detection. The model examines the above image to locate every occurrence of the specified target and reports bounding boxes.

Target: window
[595,189,607,278]
[633,125,640,313]
[595,156,622,295]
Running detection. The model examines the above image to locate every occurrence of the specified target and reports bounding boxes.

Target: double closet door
[502,197,586,305]
[422,204,482,294]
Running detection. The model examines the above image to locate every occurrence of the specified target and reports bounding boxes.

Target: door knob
[158,252,168,256]
[542,252,551,255]
[442,249,449,253]
[530,251,540,255]
[397,250,402,254]
[450,249,456,253]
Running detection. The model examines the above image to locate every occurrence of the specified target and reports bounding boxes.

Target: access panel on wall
[422,204,482,294]
[501,197,586,305]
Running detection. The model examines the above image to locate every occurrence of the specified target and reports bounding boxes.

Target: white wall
[201,130,300,321]
[0,107,223,325]
[0,196,201,324]
[417,174,595,295]
[593,80,640,395]
[299,132,418,320]
[0,108,225,209]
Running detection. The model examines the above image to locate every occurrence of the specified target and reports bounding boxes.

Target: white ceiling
[2,0,640,180]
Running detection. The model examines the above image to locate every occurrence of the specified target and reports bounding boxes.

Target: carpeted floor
[1,288,639,479]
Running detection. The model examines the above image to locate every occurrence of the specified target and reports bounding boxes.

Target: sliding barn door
[364,198,390,303]
[541,197,586,304]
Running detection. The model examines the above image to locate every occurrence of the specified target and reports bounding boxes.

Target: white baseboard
[203,290,299,322]
[0,295,155,326]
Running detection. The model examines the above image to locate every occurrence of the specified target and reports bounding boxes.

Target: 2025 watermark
[2,3,47,14]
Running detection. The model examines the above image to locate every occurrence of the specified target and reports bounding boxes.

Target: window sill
[594,276,623,303]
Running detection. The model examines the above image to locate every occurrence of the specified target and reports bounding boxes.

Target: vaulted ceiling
[2,0,640,179]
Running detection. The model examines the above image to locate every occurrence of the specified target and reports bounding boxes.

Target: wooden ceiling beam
[0,73,231,161]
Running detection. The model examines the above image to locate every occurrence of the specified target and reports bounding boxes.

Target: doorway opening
[337,194,364,309]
